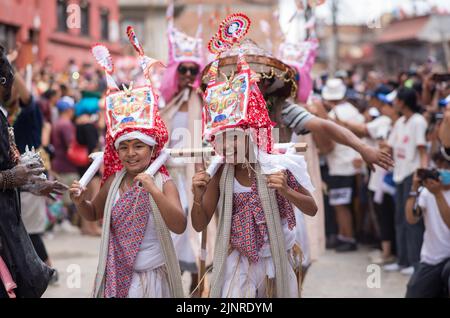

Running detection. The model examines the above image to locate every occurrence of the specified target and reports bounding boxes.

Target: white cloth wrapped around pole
[144,149,171,176]
[204,142,308,179]
[206,155,224,177]
[77,142,307,189]
[79,152,104,188]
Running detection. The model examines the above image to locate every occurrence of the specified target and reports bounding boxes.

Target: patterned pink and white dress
[104,174,173,298]
[221,171,301,298]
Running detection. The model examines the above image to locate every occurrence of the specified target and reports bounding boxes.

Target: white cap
[322,78,346,101]
[114,131,156,149]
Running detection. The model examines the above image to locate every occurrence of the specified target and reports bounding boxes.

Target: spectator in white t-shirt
[321,78,365,252]
[338,89,400,263]
[405,152,450,297]
[384,87,428,275]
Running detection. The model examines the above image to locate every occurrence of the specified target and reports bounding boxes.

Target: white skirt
[127,266,171,298]
[221,248,300,298]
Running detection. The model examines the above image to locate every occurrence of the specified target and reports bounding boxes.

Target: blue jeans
[395,174,424,268]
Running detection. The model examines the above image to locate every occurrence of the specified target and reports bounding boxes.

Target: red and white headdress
[203,13,314,192]
[203,13,275,153]
[91,27,169,182]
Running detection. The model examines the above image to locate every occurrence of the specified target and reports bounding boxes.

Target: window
[100,8,109,41]
[0,24,18,51]
[57,0,68,32]
[80,1,90,36]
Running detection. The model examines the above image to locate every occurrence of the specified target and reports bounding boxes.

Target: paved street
[42,231,100,298]
[302,247,410,298]
[42,231,410,298]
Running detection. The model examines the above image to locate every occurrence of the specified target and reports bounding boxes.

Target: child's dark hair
[397,87,421,113]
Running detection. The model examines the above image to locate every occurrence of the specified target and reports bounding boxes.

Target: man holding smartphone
[405,152,450,297]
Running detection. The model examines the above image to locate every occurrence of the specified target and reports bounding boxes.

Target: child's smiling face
[213,130,249,165]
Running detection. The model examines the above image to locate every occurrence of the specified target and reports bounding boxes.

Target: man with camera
[405,152,450,297]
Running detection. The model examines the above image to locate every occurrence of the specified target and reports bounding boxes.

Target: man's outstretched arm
[305,117,394,171]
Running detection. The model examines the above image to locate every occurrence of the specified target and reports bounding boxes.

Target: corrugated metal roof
[376,15,429,43]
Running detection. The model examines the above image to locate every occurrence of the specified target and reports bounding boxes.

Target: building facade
[0,0,121,70]
[118,0,279,62]
[375,14,450,74]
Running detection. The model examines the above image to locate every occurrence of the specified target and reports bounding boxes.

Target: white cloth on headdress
[114,131,156,149]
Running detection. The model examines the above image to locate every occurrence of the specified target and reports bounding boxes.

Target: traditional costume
[202,30,322,271]
[201,13,314,298]
[159,4,205,276]
[0,49,53,298]
[90,27,184,298]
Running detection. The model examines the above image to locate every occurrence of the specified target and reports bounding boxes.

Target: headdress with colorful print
[203,12,275,154]
[91,27,169,182]
[160,2,205,103]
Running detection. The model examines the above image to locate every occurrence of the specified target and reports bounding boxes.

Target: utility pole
[330,0,339,75]
[440,23,450,70]
[305,2,312,39]
[412,0,418,16]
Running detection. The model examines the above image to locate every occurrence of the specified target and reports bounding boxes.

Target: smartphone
[432,73,450,82]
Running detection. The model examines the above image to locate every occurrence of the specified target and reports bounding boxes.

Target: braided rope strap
[209,164,235,298]
[255,164,290,298]
[148,173,184,298]
[93,169,125,298]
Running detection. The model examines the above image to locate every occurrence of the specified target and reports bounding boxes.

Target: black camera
[417,168,440,181]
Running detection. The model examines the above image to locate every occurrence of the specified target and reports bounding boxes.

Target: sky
[278,0,450,26]
[277,0,450,41]
[313,0,450,24]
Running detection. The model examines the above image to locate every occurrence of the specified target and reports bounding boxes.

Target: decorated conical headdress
[160,2,205,103]
[91,27,169,181]
[203,13,275,153]
[166,3,203,65]
[202,14,298,102]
